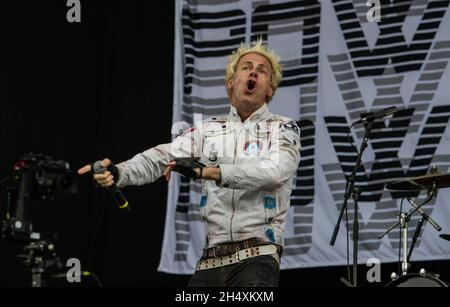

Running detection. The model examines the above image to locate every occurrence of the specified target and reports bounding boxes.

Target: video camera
[1,152,78,241]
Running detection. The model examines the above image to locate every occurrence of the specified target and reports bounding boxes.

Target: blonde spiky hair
[225,39,282,103]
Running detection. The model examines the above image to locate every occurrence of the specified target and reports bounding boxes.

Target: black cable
[347,124,359,156]
[345,195,351,285]
[83,271,103,287]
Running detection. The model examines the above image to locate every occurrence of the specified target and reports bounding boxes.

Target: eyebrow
[240,61,268,69]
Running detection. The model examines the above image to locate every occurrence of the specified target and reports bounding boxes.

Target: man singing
[78,39,301,287]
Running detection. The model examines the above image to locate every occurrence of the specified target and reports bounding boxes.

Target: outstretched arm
[77,125,201,188]
[115,126,201,187]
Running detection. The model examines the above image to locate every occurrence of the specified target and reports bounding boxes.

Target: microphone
[354,106,398,125]
[93,161,129,210]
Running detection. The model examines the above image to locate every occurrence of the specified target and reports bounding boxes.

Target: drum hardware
[407,217,424,263]
[386,272,448,287]
[419,268,440,279]
[382,168,447,285]
[379,188,437,275]
[389,263,442,282]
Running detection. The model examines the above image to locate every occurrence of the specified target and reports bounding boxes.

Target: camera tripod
[0,152,78,287]
[17,237,63,287]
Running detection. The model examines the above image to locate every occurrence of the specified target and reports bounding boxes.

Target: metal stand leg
[400,212,409,275]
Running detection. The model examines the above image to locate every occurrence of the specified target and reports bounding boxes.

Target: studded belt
[202,237,282,258]
[195,244,278,271]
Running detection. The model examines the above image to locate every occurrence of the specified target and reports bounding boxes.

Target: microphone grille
[93,161,106,174]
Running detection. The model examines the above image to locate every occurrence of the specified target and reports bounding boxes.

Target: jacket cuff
[217,164,239,188]
[115,164,126,187]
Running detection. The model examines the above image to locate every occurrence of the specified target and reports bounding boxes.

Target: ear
[266,86,273,99]
[227,79,233,90]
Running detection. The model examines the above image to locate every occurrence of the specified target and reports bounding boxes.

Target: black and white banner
[158,0,450,274]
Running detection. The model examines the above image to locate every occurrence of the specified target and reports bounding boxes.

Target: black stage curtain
[1,0,188,287]
[2,0,449,287]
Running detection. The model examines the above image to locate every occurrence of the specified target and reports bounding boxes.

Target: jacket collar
[228,103,270,123]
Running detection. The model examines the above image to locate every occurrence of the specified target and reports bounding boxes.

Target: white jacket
[116,103,301,248]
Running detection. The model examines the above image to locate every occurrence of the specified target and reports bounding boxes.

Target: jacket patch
[264,196,276,209]
[199,195,208,208]
[282,121,300,137]
[244,140,263,156]
[208,143,218,162]
[265,228,276,242]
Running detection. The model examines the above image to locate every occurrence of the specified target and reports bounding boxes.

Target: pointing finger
[78,164,92,175]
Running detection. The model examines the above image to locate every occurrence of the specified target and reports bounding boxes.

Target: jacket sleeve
[115,125,202,187]
[218,121,301,191]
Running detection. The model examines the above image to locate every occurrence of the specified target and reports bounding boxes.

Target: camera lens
[59,175,74,190]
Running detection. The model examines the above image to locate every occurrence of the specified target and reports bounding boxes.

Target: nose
[249,71,257,78]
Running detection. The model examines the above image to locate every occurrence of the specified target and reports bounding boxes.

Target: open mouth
[246,80,256,93]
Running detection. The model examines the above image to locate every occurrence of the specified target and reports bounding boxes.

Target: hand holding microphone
[77,158,129,210]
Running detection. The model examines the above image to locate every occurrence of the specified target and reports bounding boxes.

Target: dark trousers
[188,255,279,287]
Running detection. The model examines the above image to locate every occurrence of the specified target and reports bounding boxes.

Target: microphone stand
[330,120,374,287]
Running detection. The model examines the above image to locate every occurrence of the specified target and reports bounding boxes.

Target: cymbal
[386,172,450,191]
[439,234,450,242]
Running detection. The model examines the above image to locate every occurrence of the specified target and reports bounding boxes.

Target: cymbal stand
[379,183,439,276]
[406,191,442,263]
[406,196,441,232]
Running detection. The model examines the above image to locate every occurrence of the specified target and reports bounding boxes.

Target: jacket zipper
[229,127,239,241]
